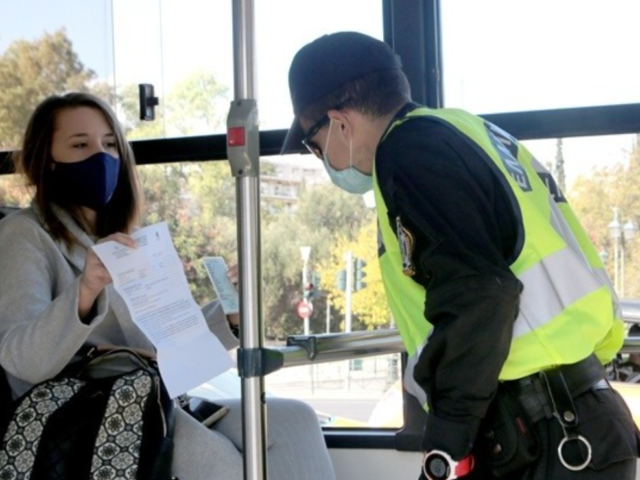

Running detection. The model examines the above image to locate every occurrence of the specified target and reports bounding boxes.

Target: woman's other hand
[78,233,137,321]
[227,263,240,327]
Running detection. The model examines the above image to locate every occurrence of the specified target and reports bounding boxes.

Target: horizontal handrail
[276,330,404,368]
[621,299,640,322]
[274,299,640,368]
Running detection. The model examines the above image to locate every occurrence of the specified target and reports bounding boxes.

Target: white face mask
[322,120,373,195]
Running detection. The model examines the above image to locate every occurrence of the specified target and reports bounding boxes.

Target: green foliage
[0,174,31,207]
[0,29,107,149]
[138,162,237,304]
[119,70,229,140]
[0,28,391,339]
[260,184,373,338]
[318,220,392,331]
[568,135,640,298]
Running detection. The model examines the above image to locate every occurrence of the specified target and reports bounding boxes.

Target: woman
[0,92,335,480]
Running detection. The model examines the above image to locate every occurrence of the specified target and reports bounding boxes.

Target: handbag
[0,346,175,480]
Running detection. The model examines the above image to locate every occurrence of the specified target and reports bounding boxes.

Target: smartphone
[201,256,239,315]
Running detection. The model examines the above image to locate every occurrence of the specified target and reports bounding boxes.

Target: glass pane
[521,133,640,298]
[441,0,640,113]
[0,0,116,150]
[255,0,384,131]
[112,0,230,140]
[0,0,383,146]
[136,156,402,428]
[266,355,403,429]
[113,0,383,139]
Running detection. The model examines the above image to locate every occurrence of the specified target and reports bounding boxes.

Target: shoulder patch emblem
[396,216,416,276]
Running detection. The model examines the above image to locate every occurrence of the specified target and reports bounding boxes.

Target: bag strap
[0,365,13,425]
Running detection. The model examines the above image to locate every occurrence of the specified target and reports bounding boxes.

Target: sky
[1,0,639,188]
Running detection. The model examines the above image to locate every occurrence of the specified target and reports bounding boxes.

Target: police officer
[281,32,640,479]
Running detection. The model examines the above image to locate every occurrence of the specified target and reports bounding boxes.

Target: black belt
[506,354,609,424]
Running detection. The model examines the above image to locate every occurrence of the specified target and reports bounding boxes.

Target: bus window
[521,133,640,299]
[135,155,404,429]
[266,354,403,429]
[0,1,116,151]
[442,0,640,113]
[0,0,383,149]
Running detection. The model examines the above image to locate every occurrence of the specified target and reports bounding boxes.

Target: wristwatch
[422,450,475,480]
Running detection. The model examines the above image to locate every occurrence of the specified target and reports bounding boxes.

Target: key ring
[558,434,592,471]
[540,371,592,472]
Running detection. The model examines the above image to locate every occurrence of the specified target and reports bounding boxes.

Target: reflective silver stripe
[530,157,620,321]
[404,347,428,408]
[592,267,622,319]
[514,247,603,338]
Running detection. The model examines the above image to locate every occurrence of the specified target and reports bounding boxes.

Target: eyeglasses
[301,115,330,159]
[300,99,351,160]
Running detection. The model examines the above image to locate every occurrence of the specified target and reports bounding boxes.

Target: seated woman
[0,92,336,480]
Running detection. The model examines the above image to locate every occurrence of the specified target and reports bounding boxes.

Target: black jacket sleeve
[376,116,524,459]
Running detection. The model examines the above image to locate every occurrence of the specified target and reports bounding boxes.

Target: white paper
[92,222,233,398]
[202,256,239,315]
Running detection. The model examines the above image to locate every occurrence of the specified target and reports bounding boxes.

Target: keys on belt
[505,355,609,472]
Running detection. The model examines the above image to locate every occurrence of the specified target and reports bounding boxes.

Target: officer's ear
[327,108,354,143]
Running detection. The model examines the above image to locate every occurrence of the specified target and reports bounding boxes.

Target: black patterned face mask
[50,152,121,210]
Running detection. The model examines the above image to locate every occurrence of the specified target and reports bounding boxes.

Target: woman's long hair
[12,92,142,245]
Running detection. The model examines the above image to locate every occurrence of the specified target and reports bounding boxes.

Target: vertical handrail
[228,1,267,479]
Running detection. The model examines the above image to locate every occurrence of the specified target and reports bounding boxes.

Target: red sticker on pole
[297,301,312,319]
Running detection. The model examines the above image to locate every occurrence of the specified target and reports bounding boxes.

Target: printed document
[92,222,234,398]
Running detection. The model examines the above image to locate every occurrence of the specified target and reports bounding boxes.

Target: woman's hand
[227,263,240,327]
[78,233,137,321]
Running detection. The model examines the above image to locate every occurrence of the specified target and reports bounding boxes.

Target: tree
[138,161,237,304]
[0,174,31,207]
[165,70,229,137]
[318,220,392,332]
[568,135,640,298]
[118,70,229,141]
[0,29,101,149]
[259,184,373,338]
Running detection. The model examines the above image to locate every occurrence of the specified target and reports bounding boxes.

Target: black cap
[281,31,402,154]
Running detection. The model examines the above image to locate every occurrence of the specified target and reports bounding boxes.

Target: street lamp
[608,208,637,296]
[300,246,311,335]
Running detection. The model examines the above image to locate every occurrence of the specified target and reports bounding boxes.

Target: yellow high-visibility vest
[373,107,624,408]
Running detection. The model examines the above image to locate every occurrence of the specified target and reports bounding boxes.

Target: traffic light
[353,258,367,291]
[311,272,321,294]
[303,282,314,300]
[303,272,322,300]
[336,269,347,291]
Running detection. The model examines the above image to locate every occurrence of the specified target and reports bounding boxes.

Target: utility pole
[344,251,353,333]
[300,246,311,335]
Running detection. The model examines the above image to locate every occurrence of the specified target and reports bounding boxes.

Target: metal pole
[344,251,353,391]
[228,1,267,479]
[345,251,353,333]
[326,298,330,333]
[302,257,310,335]
[622,240,626,297]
